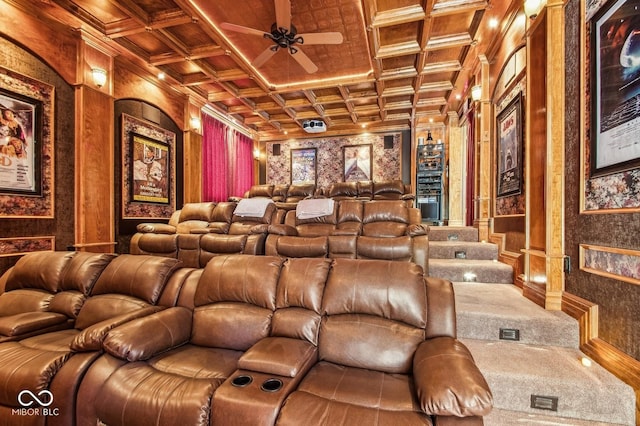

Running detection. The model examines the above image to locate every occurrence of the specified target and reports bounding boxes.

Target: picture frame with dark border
[590,0,640,177]
[130,132,171,205]
[290,147,317,185]
[343,144,372,182]
[496,93,523,197]
[0,88,42,196]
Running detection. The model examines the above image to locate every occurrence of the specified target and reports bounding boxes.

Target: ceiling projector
[302,119,326,133]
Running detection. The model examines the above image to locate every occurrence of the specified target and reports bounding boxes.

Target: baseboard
[562,293,640,425]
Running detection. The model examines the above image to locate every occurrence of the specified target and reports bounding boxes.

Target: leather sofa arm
[268,224,298,236]
[238,336,318,378]
[103,306,193,361]
[413,337,493,417]
[70,306,164,352]
[136,223,177,234]
[406,223,427,236]
[249,224,270,234]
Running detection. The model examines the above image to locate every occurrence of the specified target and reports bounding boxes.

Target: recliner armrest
[268,224,298,236]
[70,306,164,352]
[136,223,176,234]
[406,223,427,236]
[238,336,318,378]
[413,337,493,417]
[102,306,193,361]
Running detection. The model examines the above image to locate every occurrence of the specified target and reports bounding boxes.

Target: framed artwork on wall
[0,67,54,218]
[496,93,523,197]
[290,147,317,185]
[343,144,372,182]
[130,132,170,204]
[121,113,176,219]
[0,88,42,196]
[591,0,640,176]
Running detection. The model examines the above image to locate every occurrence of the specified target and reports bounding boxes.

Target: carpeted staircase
[427,225,637,426]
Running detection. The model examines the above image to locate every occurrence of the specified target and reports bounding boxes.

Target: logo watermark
[12,390,59,417]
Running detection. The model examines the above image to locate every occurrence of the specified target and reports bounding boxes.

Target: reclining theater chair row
[0,250,492,425]
[130,198,430,273]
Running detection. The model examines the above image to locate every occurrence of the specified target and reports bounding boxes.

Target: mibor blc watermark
[12,389,60,417]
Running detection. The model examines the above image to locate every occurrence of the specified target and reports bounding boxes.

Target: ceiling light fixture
[91,68,107,88]
[158,72,166,80]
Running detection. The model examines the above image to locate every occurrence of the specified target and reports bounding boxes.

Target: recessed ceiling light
[455,94,462,100]
[158,72,166,80]
[489,18,499,29]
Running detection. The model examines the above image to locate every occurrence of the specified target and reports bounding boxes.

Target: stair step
[485,408,622,425]
[454,282,579,348]
[429,240,498,260]
[428,226,479,242]
[429,259,513,283]
[461,338,636,425]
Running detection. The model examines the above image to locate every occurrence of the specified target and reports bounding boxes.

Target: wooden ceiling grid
[34,0,515,140]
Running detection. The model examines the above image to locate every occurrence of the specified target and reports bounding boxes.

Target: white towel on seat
[296,198,335,219]
[234,197,273,217]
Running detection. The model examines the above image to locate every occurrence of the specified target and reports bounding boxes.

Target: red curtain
[228,129,254,199]
[202,114,254,202]
[202,113,229,202]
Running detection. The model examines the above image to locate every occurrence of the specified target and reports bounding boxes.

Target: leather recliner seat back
[335,200,364,235]
[191,255,283,350]
[229,202,277,234]
[327,181,358,199]
[206,202,236,234]
[175,202,217,234]
[285,183,316,203]
[3,251,75,294]
[293,203,338,237]
[319,258,426,374]
[362,200,410,237]
[272,184,289,202]
[272,258,331,345]
[75,256,181,330]
[131,233,179,257]
[247,184,274,198]
[372,180,406,200]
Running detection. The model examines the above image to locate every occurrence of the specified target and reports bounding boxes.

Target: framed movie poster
[591,0,640,176]
[0,88,42,196]
[343,144,372,181]
[130,132,170,204]
[496,93,523,197]
[290,147,317,185]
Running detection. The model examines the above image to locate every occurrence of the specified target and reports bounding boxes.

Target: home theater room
[0,0,639,425]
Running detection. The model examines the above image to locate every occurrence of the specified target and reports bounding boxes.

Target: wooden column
[447,112,464,226]
[184,98,204,203]
[544,0,567,310]
[476,55,491,241]
[74,36,116,253]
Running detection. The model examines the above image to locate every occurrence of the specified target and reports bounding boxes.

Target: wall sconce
[471,84,482,102]
[524,0,544,19]
[91,68,107,88]
[189,116,201,131]
[253,148,260,160]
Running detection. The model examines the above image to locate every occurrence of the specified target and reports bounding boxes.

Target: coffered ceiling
[35,0,517,140]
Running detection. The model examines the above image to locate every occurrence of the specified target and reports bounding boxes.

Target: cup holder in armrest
[260,378,283,393]
[231,375,253,387]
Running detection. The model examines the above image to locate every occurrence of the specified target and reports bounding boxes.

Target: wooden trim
[562,293,640,424]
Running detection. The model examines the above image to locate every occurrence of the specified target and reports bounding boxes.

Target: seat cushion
[95,345,242,426]
[0,341,71,406]
[277,361,431,426]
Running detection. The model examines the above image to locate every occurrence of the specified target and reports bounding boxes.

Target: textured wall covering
[564,0,640,361]
[266,133,401,190]
[0,37,75,275]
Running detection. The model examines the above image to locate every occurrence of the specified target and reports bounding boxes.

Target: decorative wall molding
[0,236,54,257]
[580,244,640,286]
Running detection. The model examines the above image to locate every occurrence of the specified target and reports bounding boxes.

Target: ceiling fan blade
[253,46,278,68]
[298,32,344,45]
[290,47,318,74]
[220,22,268,38]
[275,0,291,31]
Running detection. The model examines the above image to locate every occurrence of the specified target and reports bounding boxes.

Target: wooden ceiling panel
[45,0,513,140]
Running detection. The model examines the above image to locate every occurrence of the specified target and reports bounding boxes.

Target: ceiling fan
[220,0,343,73]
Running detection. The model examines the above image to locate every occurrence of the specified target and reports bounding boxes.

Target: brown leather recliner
[275,258,491,425]
[130,202,221,258]
[78,255,284,426]
[0,254,184,425]
[0,251,115,342]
